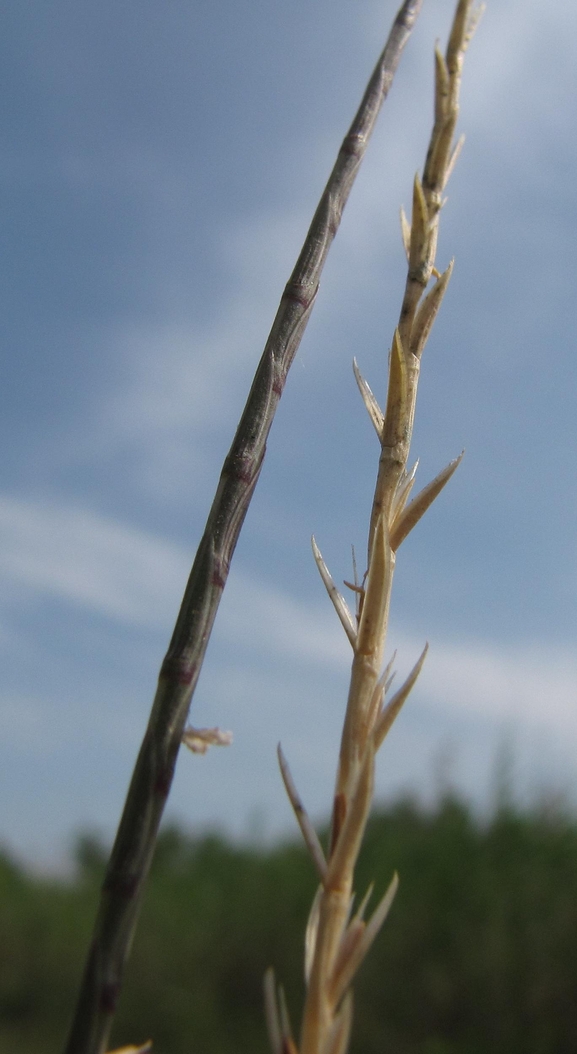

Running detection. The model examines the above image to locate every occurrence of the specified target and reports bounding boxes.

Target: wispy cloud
[0,493,351,669]
[420,637,577,735]
[2,492,575,744]
[0,495,188,628]
[1,492,576,866]
[82,0,577,496]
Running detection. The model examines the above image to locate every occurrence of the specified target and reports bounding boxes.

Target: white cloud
[1,493,575,746]
[48,0,577,513]
[386,629,577,743]
[1,492,576,861]
[124,210,308,430]
[95,0,577,479]
[84,206,314,496]
[421,637,577,733]
[0,495,189,628]
[0,494,351,668]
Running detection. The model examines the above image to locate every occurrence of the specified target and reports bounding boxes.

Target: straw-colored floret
[268,3,482,1053]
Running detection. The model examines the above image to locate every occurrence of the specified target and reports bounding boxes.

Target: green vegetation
[2,794,577,1054]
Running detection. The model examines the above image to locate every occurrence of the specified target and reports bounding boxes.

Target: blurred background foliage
[2,793,577,1054]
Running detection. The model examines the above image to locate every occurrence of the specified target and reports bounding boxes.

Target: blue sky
[1,0,577,871]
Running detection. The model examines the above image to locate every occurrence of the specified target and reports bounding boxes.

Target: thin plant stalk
[268,4,481,1054]
[62,4,423,1053]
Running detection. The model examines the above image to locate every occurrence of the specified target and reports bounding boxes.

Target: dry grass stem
[62,5,423,1052]
[272,4,481,1053]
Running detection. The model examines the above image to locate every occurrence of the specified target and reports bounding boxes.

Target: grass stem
[272,4,482,1053]
[62,4,423,1052]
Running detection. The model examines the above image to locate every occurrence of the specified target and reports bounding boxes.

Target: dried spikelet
[329,873,399,1007]
[390,461,419,524]
[434,44,450,123]
[390,453,464,551]
[304,886,323,984]
[352,358,384,440]
[325,744,375,890]
[329,883,376,999]
[323,992,353,1054]
[408,173,430,278]
[356,514,391,660]
[365,672,386,741]
[400,206,412,262]
[278,745,327,882]
[410,260,453,358]
[443,133,465,189]
[374,645,429,751]
[312,537,357,648]
[381,328,414,456]
[363,649,397,745]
